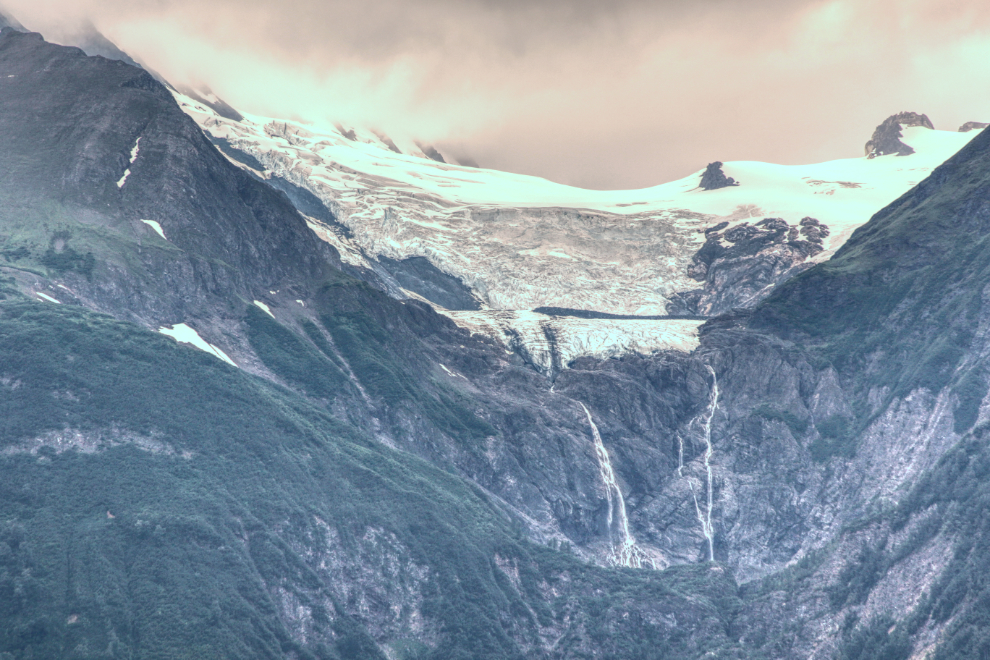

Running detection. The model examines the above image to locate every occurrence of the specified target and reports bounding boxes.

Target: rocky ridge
[959,120,989,133]
[668,216,829,316]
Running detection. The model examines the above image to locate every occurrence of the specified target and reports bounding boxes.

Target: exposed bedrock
[667,217,828,316]
[864,111,934,158]
[699,161,739,190]
[959,120,989,133]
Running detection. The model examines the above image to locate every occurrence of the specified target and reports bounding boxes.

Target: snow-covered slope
[174,92,981,370]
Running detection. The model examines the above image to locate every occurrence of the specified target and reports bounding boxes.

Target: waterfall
[580,403,653,569]
[691,366,719,562]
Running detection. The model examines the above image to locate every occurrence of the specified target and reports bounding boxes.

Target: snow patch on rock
[117,137,141,188]
[141,219,167,240]
[253,300,275,318]
[158,323,236,366]
[35,291,61,304]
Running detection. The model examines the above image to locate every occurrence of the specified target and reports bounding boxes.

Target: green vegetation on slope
[317,278,496,442]
[824,421,990,660]
[0,301,742,659]
[244,303,349,399]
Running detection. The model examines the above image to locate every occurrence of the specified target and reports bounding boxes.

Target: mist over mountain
[2,9,990,660]
[5,0,990,189]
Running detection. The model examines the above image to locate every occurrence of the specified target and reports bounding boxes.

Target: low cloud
[6,0,990,188]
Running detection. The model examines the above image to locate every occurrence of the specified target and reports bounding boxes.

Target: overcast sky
[6,0,990,189]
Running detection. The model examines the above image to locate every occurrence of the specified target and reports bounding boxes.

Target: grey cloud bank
[5,0,990,189]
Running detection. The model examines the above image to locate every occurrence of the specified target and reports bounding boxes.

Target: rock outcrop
[699,161,739,190]
[864,111,934,158]
[959,120,989,133]
[0,29,341,337]
[668,217,827,316]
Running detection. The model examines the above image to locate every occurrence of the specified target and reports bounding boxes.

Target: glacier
[173,91,979,371]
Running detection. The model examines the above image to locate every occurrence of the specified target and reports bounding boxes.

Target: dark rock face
[864,111,934,158]
[375,131,403,153]
[668,217,827,316]
[532,306,702,320]
[417,142,447,163]
[959,120,989,133]
[375,255,481,310]
[699,161,739,190]
[179,85,244,122]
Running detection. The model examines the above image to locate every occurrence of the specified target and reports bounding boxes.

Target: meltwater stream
[580,403,654,569]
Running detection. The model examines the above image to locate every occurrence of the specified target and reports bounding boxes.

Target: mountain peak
[864,111,934,158]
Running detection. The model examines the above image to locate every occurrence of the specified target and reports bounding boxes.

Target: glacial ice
[443,310,702,375]
[175,92,979,370]
[176,93,976,317]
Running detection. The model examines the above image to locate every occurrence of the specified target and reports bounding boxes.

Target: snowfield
[253,300,275,318]
[175,91,980,368]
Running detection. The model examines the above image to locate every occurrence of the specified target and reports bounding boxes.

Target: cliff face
[3,29,990,660]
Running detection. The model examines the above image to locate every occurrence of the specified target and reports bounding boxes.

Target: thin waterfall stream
[687,365,719,562]
[580,403,654,569]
